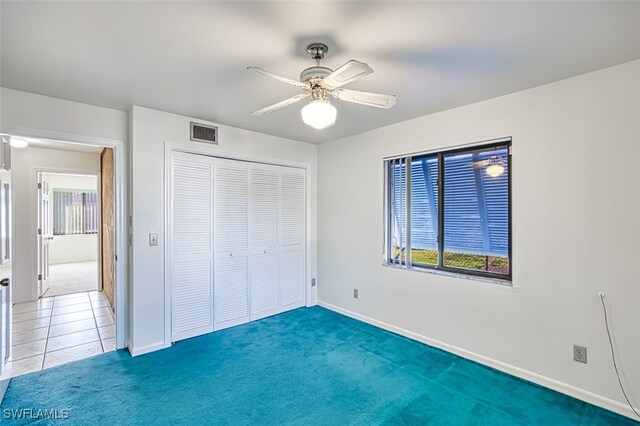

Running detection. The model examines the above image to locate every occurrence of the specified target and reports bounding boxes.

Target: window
[385,139,511,280]
[53,191,98,235]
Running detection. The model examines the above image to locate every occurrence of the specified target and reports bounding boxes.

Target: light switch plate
[149,233,158,246]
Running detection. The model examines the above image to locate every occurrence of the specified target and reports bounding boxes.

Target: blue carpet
[1,307,636,425]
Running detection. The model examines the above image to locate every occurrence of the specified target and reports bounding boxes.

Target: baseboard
[318,301,639,421]
[127,341,167,357]
[0,378,9,404]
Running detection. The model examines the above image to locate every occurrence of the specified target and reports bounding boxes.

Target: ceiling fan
[473,155,506,177]
[248,43,396,130]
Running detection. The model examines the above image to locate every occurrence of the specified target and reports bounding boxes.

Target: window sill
[381,263,512,287]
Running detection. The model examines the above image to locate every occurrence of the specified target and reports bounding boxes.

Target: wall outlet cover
[573,344,587,363]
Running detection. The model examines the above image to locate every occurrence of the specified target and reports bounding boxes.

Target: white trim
[166,142,311,170]
[1,126,121,149]
[0,378,8,404]
[2,125,128,351]
[163,147,172,348]
[381,263,513,287]
[163,142,312,346]
[317,301,640,421]
[127,341,166,357]
[382,136,512,161]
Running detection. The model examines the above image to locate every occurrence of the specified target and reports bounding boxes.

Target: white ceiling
[2,1,639,144]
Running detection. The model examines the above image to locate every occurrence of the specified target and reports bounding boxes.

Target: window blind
[53,191,98,235]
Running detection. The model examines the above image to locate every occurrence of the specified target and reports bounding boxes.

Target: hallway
[8,291,115,377]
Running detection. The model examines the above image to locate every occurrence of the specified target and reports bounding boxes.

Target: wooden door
[100,148,115,310]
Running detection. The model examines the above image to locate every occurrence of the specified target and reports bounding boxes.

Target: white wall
[318,60,640,418]
[1,88,128,349]
[130,106,318,355]
[0,88,127,144]
[45,173,97,192]
[44,173,99,265]
[49,235,97,265]
[11,147,100,303]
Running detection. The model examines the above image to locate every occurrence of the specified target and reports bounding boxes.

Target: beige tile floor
[7,291,115,377]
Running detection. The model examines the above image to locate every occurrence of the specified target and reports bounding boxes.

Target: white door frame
[163,141,313,348]
[1,125,128,350]
[33,169,102,299]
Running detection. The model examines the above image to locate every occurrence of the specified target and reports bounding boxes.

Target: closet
[169,152,306,342]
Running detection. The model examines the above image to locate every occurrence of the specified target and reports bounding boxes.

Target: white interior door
[248,164,280,320]
[36,174,51,297]
[0,136,13,397]
[168,152,307,341]
[169,152,215,342]
[213,159,250,330]
[278,167,306,310]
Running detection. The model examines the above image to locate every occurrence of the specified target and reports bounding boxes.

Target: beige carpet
[42,261,98,297]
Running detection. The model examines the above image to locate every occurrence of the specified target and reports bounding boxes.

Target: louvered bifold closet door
[213,159,250,330]
[170,152,214,342]
[278,167,306,310]
[248,164,280,320]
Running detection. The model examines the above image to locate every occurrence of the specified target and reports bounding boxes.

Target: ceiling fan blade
[247,67,307,88]
[332,88,396,109]
[323,60,373,88]
[251,93,310,115]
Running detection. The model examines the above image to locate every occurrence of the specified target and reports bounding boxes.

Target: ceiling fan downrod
[307,43,328,66]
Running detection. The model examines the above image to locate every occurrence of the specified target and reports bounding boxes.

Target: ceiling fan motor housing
[300,66,333,83]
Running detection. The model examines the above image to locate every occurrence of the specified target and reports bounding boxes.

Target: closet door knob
[229,252,234,257]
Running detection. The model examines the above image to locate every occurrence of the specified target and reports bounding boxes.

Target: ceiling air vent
[190,122,218,145]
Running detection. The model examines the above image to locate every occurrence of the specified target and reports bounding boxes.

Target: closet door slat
[249,164,280,319]
[214,159,250,330]
[278,168,306,309]
[170,153,214,342]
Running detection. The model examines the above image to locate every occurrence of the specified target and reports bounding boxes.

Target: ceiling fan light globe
[485,155,505,177]
[486,164,505,178]
[301,100,337,130]
[9,137,29,148]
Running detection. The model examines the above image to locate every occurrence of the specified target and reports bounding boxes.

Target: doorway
[37,172,100,298]
[4,138,122,377]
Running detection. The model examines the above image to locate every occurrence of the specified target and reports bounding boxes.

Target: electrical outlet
[353,288,359,299]
[573,345,587,363]
[311,278,317,287]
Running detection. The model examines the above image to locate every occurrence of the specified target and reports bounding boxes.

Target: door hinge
[37,228,42,235]
[37,182,42,189]
[37,273,42,280]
